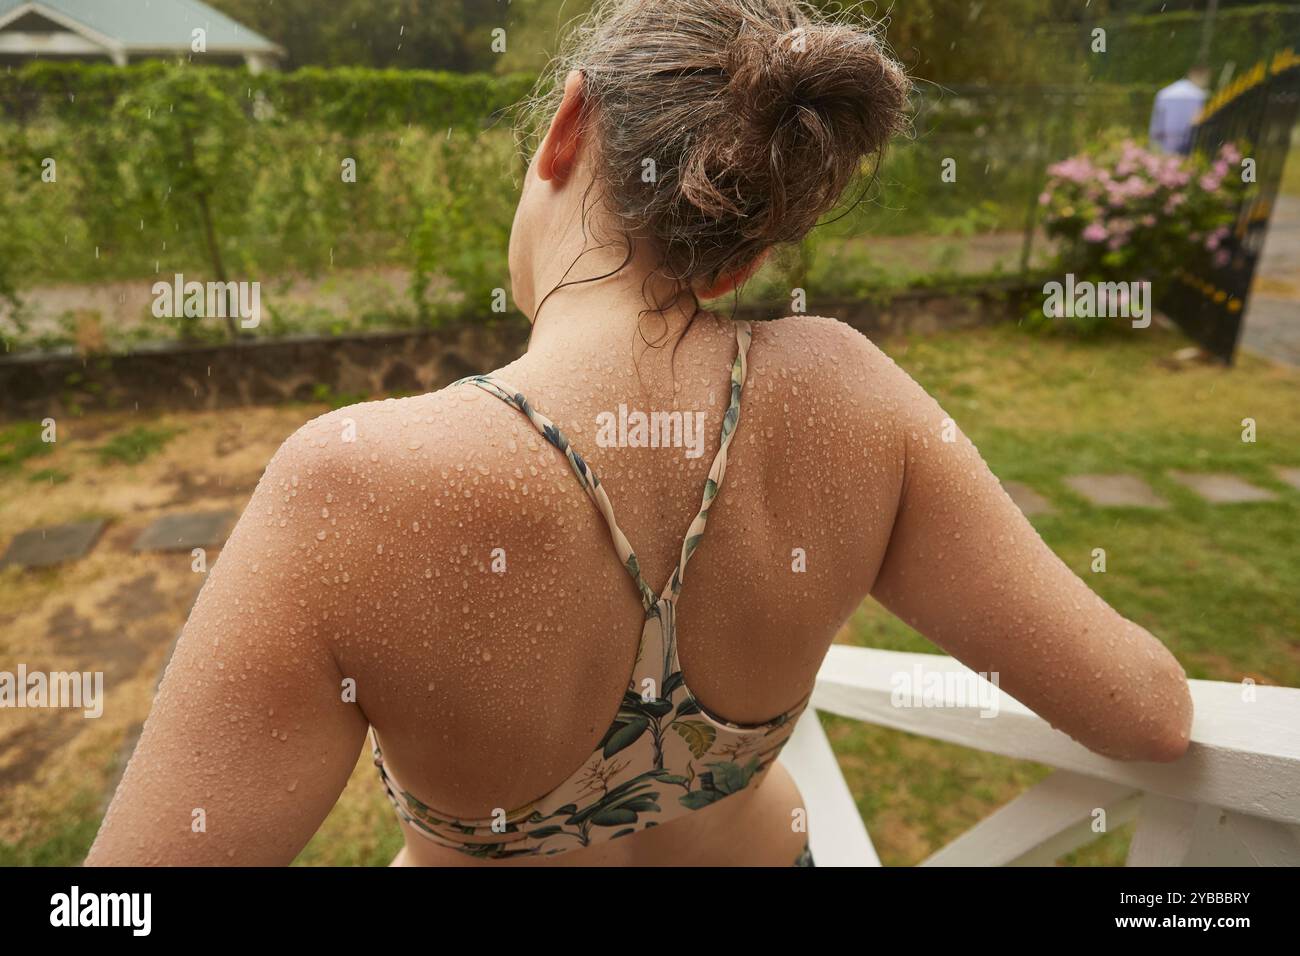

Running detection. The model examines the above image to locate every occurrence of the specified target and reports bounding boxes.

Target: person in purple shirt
[1150,65,1211,155]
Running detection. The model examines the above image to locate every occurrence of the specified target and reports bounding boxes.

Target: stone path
[1240,195,1300,367]
[996,470,1287,519]
[1168,471,1277,504]
[1,511,233,570]
[1064,474,1170,509]
[132,510,237,553]
[0,520,105,570]
[1002,481,1056,517]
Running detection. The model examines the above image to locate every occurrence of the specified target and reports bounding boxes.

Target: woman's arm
[838,326,1193,762]
[86,424,369,865]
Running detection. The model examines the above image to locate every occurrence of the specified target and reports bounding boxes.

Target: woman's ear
[536,70,587,184]
[697,250,771,300]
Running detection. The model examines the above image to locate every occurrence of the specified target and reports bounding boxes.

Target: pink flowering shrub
[1040,138,1249,287]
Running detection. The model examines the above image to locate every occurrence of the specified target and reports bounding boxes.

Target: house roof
[0,0,284,56]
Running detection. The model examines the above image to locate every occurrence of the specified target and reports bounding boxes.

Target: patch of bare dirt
[0,402,313,843]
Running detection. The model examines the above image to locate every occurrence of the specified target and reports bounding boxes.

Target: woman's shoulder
[270,384,491,475]
[260,382,546,536]
[743,313,941,485]
[748,314,915,403]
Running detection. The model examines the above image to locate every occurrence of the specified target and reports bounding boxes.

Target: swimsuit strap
[661,319,751,602]
[452,374,660,611]
[454,319,752,690]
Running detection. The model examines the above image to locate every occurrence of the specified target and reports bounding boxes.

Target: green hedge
[0,61,536,132]
[0,62,531,341]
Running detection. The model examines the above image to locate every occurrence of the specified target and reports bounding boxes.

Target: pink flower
[1157,166,1190,189]
[1082,222,1108,243]
[1046,157,1098,184]
[1206,225,1231,250]
[1039,191,1051,206]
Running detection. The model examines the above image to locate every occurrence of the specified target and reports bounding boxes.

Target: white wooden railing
[783,646,1300,867]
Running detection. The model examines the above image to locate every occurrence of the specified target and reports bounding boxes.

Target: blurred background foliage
[205,0,1298,85]
[0,0,1297,350]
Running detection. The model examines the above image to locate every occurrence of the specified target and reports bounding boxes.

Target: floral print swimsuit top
[370,320,811,859]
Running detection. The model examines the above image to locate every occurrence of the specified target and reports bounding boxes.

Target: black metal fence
[1162,48,1300,362]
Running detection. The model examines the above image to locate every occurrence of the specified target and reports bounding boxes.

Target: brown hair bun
[521,0,912,292]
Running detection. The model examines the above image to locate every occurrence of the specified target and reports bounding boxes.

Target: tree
[115,67,250,339]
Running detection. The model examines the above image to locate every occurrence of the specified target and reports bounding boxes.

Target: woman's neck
[527,280,705,357]
[519,209,706,362]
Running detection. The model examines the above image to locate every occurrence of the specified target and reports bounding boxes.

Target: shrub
[1037,137,1250,331]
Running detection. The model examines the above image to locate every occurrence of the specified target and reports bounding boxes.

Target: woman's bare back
[85,313,1191,866]
[321,314,890,864]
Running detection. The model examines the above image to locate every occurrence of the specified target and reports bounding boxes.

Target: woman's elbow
[1125,657,1195,763]
[1075,650,1194,764]
[1146,675,1194,763]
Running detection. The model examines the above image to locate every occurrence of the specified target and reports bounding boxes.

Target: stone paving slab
[1002,480,1056,517]
[1064,474,1170,509]
[1240,195,1300,368]
[1275,467,1300,492]
[133,510,237,553]
[0,520,107,569]
[1168,471,1278,504]
[1240,299,1300,368]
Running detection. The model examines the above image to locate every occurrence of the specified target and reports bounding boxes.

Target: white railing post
[782,709,881,866]
[798,646,1300,866]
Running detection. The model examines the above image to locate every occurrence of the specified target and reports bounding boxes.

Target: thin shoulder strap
[661,319,751,601]
[454,373,659,611]
[453,319,752,613]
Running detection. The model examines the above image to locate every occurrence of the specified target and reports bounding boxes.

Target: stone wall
[0,285,1032,421]
[0,322,531,421]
